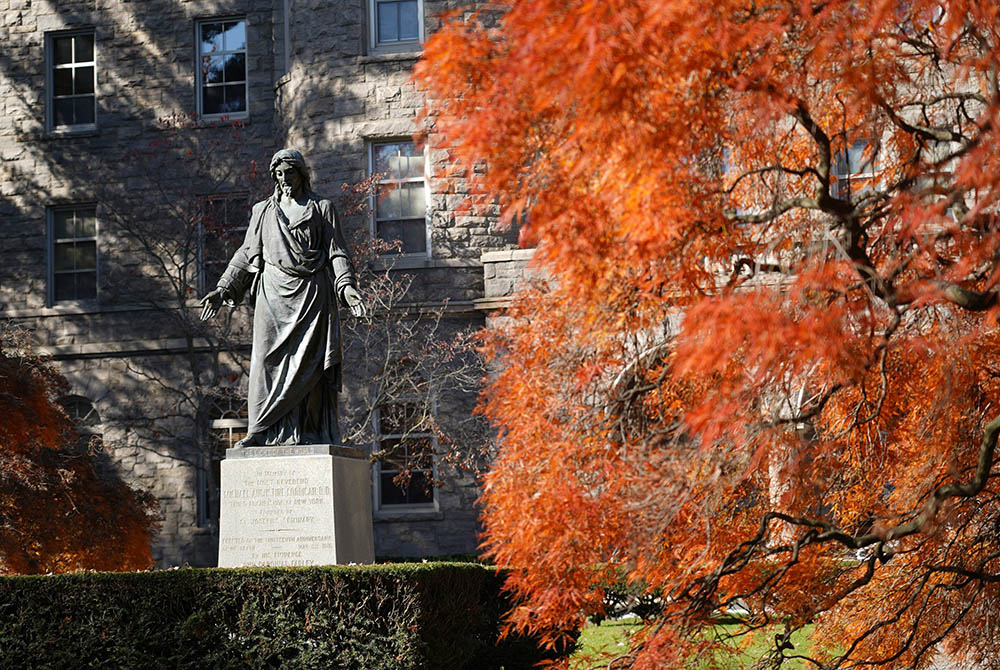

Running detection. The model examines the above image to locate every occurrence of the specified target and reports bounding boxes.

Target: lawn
[572,617,817,669]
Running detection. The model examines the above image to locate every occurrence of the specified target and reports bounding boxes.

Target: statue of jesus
[200,148,366,448]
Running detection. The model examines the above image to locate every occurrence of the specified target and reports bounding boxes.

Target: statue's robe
[217,192,356,445]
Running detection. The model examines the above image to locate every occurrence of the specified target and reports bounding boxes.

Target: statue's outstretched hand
[199,288,226,321]
[342,285,368,318]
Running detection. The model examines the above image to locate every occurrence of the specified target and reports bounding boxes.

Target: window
[199,392,248,527]
[373,366,437,510]
[370,0,423,51]
[49,206,98,304]
[834,139,878,201]
[60,395,102,428]
[199,195,248,293]
[197,19,248,118]
[370,141,428,255]
[375,406,437,509]
[47,31,96,131]
[58,395,102,451]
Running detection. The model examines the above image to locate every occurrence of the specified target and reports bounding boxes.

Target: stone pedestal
[217,444,375,568]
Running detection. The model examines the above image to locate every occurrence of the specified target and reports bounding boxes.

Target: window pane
[75,272,97,300]
[374,142,421,178]
[401,220,427,253]
[74,66,95,95]
[378,185,403,220]
[380,468,434,506]
[377,2,399,43]
[201,23,225,53]
[74,97,96,125]
[376,221,401,249]
[53,69,73,96]
[53,37,73,64]
[408,439,434,469]
[76,241,97,269]
[54,99,74,126]
[54,243,76,271]
[222,53,245,83]
[202,86,223,115]
[222,84,247,113]
[75,34,94,62]
[380,473,407,505]
[399,1,419,40]
[377,219,426,254]
[54,274,76,302]
[402,182,425,219]
[205,55,225,84]
[373,143,394,175]
[78,210,97,237]
[53,211,73,238]
[223,21,246,52]
[847,141,873,174]
[406,471,434,503]
[402,153,424,179]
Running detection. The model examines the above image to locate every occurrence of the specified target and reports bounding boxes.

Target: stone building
[0,0,524,566]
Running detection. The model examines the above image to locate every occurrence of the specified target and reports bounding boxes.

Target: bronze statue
[200,149,366,447]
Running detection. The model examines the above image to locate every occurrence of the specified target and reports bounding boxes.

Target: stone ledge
[473,296,516,311]
[0,301,184,319]
[357,50,422,65]
[480,248,536,263]
[374,509,445,522]
[44,128,100,140]
[37,337,251,360]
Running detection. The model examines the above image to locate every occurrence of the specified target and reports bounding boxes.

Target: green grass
[574,615,642,660]
[573,618,818,669]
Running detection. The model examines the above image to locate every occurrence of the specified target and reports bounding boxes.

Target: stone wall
[0,0,281,566]
[0,0,519,565]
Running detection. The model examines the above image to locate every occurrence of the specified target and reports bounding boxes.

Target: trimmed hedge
[0,563,565,670]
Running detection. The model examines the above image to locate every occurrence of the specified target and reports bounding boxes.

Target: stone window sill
[374,509,443,522]
[45,128,99,140]
[358,50,422,65]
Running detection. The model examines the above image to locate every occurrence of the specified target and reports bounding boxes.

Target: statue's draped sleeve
[319,198,357,302]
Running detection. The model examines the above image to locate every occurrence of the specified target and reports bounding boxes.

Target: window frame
[47,205,99,307]
[45,29,97,134]
[197,193,249,294]
[195,17,250,121]
[368,0,424,53]
[368,139,431,258]
[372,393,439,513]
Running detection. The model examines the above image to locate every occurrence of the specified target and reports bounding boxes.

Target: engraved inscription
[219,458,338,567]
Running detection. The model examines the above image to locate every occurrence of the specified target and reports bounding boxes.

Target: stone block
[218,444,375,568]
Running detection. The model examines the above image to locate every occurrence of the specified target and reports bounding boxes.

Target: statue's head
[269,148,312,198]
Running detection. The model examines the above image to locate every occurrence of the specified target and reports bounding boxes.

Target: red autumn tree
[417,0,1000,667]
[0,326,158,574]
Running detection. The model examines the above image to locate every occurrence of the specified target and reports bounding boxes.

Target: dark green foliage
[0,563,566,670]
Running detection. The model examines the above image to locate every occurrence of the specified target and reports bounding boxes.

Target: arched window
[373,362,437,511]
[198,391,248,527]
[58,395,102,452]
[207,391,249,451]
[59,394,101,429]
